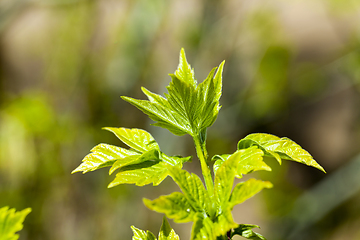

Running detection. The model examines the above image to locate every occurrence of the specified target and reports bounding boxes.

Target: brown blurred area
[1,0,360,239]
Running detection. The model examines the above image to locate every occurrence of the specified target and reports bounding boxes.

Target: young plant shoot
[72,49,325,240]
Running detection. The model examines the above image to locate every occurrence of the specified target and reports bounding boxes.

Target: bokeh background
[1,0,360,239]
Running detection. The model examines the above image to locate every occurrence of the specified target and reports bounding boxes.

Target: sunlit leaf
[238,133,325,172]
[191,215,216,240]
[121,96,191,136]
[108,161,168,187]
[103,127,159,152]
[144,192,196,223]
[121,49,225,138]
[0,206,31,240]
[212,147,271,177]
[109,149,160,174]
[175,48,196,86]
[196,61,224,131]
[214,152,241,211]
[73,128,189,187]
[168,167,209,213]
[131,226,157,240]
[72,144,139,174]
[230,179,273,209]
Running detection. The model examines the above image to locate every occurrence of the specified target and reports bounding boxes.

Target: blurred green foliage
[1,0,360,240]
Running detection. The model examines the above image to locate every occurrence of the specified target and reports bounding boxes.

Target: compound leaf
[0,206,31,240]
[238,133,325,172]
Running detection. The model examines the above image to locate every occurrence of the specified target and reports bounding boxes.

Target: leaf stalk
[193,135,214,197]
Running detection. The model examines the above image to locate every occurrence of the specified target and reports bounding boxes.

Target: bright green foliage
[121,48,224,140]
[73,49,325,239]
[238,133,326,172]
[72,127,191,187]
[212,147,271,177]
[0,206,31,240]
[145,165,272,240]
[131,217,179,240]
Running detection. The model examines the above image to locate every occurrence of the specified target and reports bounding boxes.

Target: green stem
[193,136,214,197]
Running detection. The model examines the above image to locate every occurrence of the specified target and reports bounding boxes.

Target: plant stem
[193,135,214,197]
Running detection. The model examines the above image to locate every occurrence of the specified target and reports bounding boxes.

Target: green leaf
[73,128,189,187]
[131,217,180,240]
[109,149,160,174]
[165,167,237,239]
[191,214,216,240]
[103,127,159,152]
[121,95,191,136]
[238,133,325,172]
[158,217,180,240]
[175,48,196,86]
[229,179,273,209]
[232,224,266,240]
[0,206,31,240]
[108,161,168,187]
[121,49,225,138]
[72,143,139,174]
[212,154,231,174]
[168,167,210,213]
[144,192,196,223]
[131,226,157,240]
[214,152,241,211]
[212,147,271,177]
[196,61,224,130]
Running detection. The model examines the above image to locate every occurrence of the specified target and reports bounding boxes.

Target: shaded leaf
[0,206,31,240]
[158,217,180,240]
[232,224,266,240]
[238,133,325,172]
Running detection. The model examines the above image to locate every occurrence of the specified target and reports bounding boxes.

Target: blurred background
[1,0,360,239]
